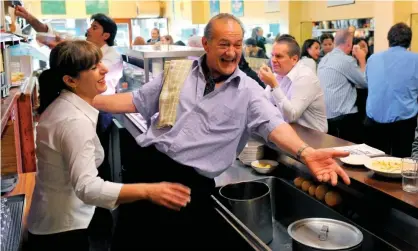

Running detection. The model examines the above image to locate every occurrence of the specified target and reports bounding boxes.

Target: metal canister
[219,181,273,244]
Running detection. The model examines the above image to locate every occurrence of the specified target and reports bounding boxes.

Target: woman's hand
[146,182,191,211]
[258,64,278,88]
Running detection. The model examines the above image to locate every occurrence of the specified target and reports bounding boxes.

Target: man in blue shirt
[365,23,418,157]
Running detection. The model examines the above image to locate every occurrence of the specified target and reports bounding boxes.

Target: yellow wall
[219,1,284,26]
[24,0,147,18]
[300,0,375,22]
[413,1,418,13]
[412,14,418,52]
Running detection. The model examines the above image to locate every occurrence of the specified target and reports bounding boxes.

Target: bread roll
[315,185,328,200]
[308,184,317,196]
[325,191,342,207]
[301,180,312,192]
[294,177,305,188]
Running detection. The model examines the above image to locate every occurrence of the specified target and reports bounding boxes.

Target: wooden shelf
[1,87,22,176]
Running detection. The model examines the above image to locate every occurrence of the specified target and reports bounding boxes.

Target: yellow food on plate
[372,160,401,173]
[254,162,272,169]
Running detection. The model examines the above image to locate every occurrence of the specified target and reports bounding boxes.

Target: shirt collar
[195,54,243,88]
[101,44,109,54]
[275,61,303,83]
[389,46,407,51]
[59,90,99,125]
[333,47,345,55]
[285,61,303,82]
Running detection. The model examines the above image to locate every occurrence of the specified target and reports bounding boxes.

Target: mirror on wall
[311,18,374,39]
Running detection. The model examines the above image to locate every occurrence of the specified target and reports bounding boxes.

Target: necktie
[204,77,216,96]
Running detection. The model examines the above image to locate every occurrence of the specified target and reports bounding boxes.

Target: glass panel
[115,23,130,48]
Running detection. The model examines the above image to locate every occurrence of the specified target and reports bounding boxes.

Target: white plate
[364,157,402,178]
[251,160,278,174]
[340,155,370,166]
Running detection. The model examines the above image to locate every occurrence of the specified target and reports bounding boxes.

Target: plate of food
[364,157,402,178]
[340,154,370,166]
[251,160,278,174]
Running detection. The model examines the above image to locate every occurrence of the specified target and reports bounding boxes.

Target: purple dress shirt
[132,56,284,178]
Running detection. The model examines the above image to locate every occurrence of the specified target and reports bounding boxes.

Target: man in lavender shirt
[94,13,350,250]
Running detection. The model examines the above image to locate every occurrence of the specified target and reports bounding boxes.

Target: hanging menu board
[85,0,109,15]
[41,0,66,15]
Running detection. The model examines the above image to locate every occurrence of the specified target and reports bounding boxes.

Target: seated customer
[259,37,327,132]
[147,28,160,44]
[27,41,190,251]
[160,35,174,45]
[244,38,267,58]
[133,36,146,45]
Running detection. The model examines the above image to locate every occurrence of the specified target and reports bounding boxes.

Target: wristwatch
[296,144,310,161]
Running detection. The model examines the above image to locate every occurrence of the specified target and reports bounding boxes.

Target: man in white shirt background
[15,7,123,249]
[259,36,328,133]
[15,7,123,97]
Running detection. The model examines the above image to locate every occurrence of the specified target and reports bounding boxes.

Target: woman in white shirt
[27,40,191,251]
[299,39,321,74]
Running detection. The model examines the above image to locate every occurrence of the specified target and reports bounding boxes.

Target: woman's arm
[61,119,190,211]
[93,93,136,113]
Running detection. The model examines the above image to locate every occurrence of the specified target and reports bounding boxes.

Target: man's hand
[14,5,30,19]
[352,45,366,61]
[14,5,49,33]
[301,148,350,186]
[258,64,278,88]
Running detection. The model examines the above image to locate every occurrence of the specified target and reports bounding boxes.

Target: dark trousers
[364,116,417,158]
[111,145,217,250]
[327,112,364,143]
[27,229,89,251]
[89,111,114,250]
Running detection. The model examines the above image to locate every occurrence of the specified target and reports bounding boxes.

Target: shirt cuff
[257,115,285,142]
[100,182,123,210]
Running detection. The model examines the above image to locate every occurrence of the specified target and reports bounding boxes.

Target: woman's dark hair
[245,38,257,47]
[320,33,334,43]
[251,27,262,39]
[387,22,412,48]
[301,39,320,59]
[38,40,102,114]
